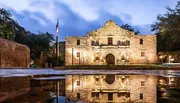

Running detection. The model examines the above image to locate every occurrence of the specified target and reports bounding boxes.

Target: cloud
[0,0,179,25]
[0,0,65,25]
[59,0,101,21]
[30,15,47,26]
[60,0,179,25]
[0,0,179,40]
[134,24,153,34]
[105,0,179,25]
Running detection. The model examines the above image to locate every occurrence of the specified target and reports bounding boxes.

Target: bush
[47,56,64,67]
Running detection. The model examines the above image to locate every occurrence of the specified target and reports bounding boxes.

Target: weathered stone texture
[0,37,30,68]
[65,20,158,65]
[0,77,30,102]
[65,75,157,103]
[66,36,88,65]
[0,38,30,102]
[129,75,157,103]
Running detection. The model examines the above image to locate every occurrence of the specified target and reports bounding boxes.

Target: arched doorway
[106,54,115,65]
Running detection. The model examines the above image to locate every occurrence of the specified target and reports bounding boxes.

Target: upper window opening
[108,37,113,45]
[140,39,143,44]
[77,40,80,45]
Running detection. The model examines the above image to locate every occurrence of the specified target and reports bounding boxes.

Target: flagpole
[56,36,59,66]
[55,18,59,103]
[56,18,59,66]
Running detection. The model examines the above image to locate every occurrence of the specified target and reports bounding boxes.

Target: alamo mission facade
[65,20,158,65]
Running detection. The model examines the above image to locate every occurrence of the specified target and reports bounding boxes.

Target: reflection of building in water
[66,75,157,103]
[65,20,157,65]
[158,76,180,87]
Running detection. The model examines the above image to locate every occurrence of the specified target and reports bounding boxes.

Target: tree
[47,56,64,66]
[0,8,55,61]
[151,1,180,51]
[27,32,54,60]
[0,8,27,43]
[13,22,27,44]
[0,8,15,40]
[120,24,140,35]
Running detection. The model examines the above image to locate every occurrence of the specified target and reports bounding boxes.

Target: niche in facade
[94,76,100,86]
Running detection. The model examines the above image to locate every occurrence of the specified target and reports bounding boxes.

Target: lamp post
[159,55,163,64]
[72,48,74,65]
[56,18,59,66]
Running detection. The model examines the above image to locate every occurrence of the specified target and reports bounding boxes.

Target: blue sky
[0,0,179,41]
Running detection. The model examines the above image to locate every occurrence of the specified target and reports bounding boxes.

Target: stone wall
[131,35,157,64]
[66,36,87,65]
[0,38,30,102]
[65,20,158,65]
[65,74,157,103]
[0,77,30,102]
[0,37,30,68]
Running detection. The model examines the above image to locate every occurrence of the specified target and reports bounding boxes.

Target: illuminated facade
[65,75,157,103]
[65,20,157,65]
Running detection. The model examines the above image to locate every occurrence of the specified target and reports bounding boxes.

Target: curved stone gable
[88,20,134,38]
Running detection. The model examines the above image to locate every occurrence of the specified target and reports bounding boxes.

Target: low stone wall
[0,37,30,68]
[0,77,30,102]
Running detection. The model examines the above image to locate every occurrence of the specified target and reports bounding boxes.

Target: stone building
[65,20,158,65]
[65,74,157,103]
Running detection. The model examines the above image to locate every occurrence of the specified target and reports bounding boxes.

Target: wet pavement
[0,69,180,77]
[0,69,180,103]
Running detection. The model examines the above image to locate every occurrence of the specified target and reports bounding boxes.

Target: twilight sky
[0,0,178,41]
